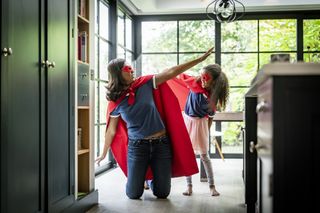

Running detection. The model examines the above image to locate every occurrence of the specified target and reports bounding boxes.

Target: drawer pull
[256,100,268,113]
[250,141,267,153]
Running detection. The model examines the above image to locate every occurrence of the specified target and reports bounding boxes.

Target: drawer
[78,63,90,106]
[256,78,273,156]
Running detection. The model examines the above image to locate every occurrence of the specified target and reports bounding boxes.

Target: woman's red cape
[106,75,198,179]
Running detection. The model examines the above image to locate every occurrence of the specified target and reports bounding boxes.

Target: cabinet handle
[256,100,268,113]
[250,141,267,153]
[2,47,13,57]
[42,60,56,68]
[80,94,88,100]
[80,73,88,78]
[249,141,256,153]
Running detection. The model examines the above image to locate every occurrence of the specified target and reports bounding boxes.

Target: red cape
[106,75,198,179]
[167,73,216,112]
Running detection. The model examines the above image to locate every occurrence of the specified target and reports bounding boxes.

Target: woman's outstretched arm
[95,116,119,166]
[155,47,214,86]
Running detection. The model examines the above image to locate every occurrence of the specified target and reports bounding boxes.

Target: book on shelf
[78,0,86,18]
[78,31,87,63]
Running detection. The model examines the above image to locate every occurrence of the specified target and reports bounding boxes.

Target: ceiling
[121,0,320,15]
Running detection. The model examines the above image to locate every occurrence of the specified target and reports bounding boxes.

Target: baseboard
[63,190,99,213]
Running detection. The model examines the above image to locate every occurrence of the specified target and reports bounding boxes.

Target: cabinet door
[46,0,75,212]
[244,96,257,212]
[1,0,43,212]
[257,78,273,213]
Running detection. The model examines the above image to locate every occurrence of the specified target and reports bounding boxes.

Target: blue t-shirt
[110,76,165,140]
[184,91,215,118]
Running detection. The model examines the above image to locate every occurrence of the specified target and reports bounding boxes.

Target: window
[303,19,320,62]
[117,9,133,64]
[221,20,258,113]
[94,0,110,172]
[139,17,304,157]
[259,19,297,66]
[141,20,215,75]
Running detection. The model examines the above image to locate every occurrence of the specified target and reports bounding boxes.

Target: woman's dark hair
[106,58,128,101]
[203,64,229,111]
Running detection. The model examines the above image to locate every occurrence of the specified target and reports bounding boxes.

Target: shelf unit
[76,0,94,198]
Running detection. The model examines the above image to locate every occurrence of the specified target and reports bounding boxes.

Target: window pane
[95,0,98,33]
[179,20,215,52]
[117,9,125,46]
[99,82,107,124]
[117,46,125,59]
[99,124,107,157]
[126,51,133,64]
[99,1,108,39]
[95,125,99,155]
[94,124,109,169]
[303,19,320,51]
[221,53,258,86]
[304,53,320,63]
[95,81,99,123]
[99,39,109,81]
[226,87,249,112]
[259,19,297,51]
[222,20,258,52]
[142,21,177,52]
[141,54,177,75]
[259,53,296,68]
[126,18,132,50]
[95,37,99,79]
[179,53,215,75]
[221,121,244,154]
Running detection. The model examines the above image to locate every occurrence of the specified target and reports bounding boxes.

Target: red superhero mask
[122,65,133,73]
[201,73,212,83]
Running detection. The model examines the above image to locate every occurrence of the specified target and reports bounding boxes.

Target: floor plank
[87,159,246,213]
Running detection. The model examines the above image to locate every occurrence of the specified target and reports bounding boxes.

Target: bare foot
[182,185,193,196]
[210,185,220,196]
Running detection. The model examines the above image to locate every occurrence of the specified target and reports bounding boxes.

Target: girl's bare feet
[182,184,193,196]
[210,185,220,196]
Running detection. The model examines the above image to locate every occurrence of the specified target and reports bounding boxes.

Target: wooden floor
[87,159,246,213]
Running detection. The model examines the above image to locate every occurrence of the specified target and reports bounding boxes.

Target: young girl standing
[177,64,229,196]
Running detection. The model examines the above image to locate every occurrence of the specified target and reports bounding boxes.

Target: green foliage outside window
[304,19,320,62]
[179,21,215,52]
[259,19,297,51]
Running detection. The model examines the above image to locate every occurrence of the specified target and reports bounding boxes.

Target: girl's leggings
[186,153,214,186]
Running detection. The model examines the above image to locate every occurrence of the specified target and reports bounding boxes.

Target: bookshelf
[76,0,94,198]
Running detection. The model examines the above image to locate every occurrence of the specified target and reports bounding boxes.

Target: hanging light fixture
[206,0,245,23]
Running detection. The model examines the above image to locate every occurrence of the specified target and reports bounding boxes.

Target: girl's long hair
[203,64,229,111]
[106,58,128,101]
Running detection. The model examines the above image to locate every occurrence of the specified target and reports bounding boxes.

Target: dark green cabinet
[245,63,320,213]
[46,0,75,212]
[1,0,43,212]
[1,0,81,212]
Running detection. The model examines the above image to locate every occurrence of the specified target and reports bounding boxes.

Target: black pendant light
[206,0,245,23]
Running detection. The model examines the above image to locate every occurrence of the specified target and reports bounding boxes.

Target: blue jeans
[126,136,172,199]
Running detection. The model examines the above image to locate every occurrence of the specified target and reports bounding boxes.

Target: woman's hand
[95,155,106,166]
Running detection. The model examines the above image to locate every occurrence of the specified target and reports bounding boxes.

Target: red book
[77,34,81,61]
